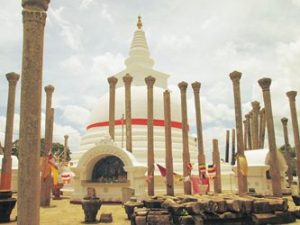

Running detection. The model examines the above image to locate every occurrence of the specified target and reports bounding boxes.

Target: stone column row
[19,0,50,224]
[258,78,282,197]
[192,82,206,177]
[40,84,54,207]
[0,72,20,190]
[287,91,300,193]
[179,81,192,195]
[145,76,156,196]
[281,117,293,187]
[230,71,248,194]
[164,90,174,196]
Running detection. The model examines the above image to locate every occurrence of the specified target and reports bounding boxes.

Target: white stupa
[71,17,199,201]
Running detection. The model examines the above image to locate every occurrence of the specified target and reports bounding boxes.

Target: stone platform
[129,194,300,225]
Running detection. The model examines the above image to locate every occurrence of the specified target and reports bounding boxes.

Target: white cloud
[101,4,114,23]
[158,34,192,52]
[49,7,83,51]
[91,52,125,75]
[80,0,95,9]
[62,105,90,126]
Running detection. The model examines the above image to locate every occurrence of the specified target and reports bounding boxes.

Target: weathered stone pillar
[243,120,248,150]
[123,73,133,152]
[212,139,222,193]
[145,76,156,196]
[286,91,300,193]
[19,0,50,224]
[258,78,282,197]
[0,72,20,190]
[107,76,118,140]
[63,135,69,163]
[225,130,230,162]
[250,111,255,149]
[191,82,206,176]
[163,90,174,196]
[40,84,54,207]
[178,81,192,195]
[229,71,248,194]
[245,113,252,149]
[251,101,260,149]
[281,117,293,187]
[259,108,266,148]
[231,128,236,166]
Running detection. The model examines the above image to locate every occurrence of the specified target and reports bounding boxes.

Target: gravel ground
[5,196,130,225]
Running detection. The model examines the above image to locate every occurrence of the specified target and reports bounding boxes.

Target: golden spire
[137,16,142,30]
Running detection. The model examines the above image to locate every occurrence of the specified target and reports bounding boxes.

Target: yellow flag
[50,164,59,186]
[238,155,248,176]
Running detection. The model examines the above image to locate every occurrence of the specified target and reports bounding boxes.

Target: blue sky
[0,0,300,161]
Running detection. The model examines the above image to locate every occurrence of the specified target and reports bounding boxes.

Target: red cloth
[191,177,200,194]
[156,164,167,177]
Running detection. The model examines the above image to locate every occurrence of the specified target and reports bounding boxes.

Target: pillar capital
[44,84,54,94]
[122,73,133,84]
[245,113,250,119]
[6,72,20,85]
[229,71,242,82]
[286,91,297,100]
[191,81,201,93]
[281,117,288,126]
[64,135,69,140]
[22,10,47,26]
[258,78,272,91]
[107,76,118,87]
[178,81,188,92]
[22,0,50,11]
[251,101,260,112]
[260,108,265,114]
[145,76,156,88]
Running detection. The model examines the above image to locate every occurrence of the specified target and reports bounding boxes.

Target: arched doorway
[91,156,127,183]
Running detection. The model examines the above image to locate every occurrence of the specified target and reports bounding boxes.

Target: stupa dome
[72,17,198,174]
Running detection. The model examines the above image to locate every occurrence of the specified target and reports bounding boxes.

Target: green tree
[11,138,71,161]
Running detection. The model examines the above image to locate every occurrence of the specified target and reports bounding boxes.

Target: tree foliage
[11,138,71,161]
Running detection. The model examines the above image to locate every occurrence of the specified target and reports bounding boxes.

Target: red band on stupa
[86,118,187,130]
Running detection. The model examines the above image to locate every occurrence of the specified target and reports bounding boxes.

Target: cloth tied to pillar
[156,164,183,181]
[207,164,216,179]
[237,154,248,176]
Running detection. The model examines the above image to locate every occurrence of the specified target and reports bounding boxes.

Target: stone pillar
[229,71,248,194]
[164,90,174,196]
[258,78,282,197]
[245,113,252,149]
[123,74,133,152]
[191,82,206,176]
[243,120,248,150]
[212,139,222,193]
[281,117,293,187]
[286,91,300,193]
[178,81,191,195]
[259,108,266,148]
[107,76,118,140]
[249,111,255,149]
[251,101,260,149]
[231,128,236,166]
[40,108,54,207]
[0,72,20,190]
[19,1,50,224]
[40,84,54,207]
[145,76,156,196]
[63,135,69,163]
[225,130,230,163]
